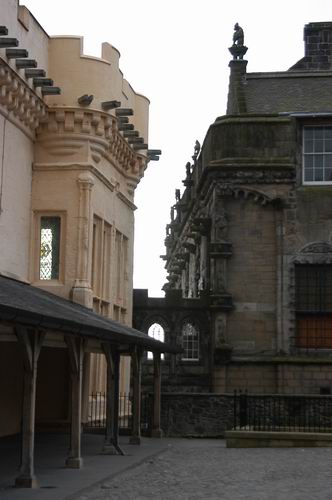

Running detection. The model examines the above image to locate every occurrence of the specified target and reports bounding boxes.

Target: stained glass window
[39,216,61,280]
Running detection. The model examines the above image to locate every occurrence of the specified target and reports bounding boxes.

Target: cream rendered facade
[0,1,150,399]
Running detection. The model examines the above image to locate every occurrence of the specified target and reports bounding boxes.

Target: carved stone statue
[186,162,191,177]
[229,23,248,60]
[194,140,200,156]
[233,23,244,46]
[175,189,181,202]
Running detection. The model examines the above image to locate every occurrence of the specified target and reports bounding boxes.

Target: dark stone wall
[201,118,295,167]
[290,22,332,71]
[159,393,234,437]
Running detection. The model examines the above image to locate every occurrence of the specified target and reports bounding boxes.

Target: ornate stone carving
[229,23,248,60]
[300,241,332,254]
[216,183,282,207]
[0,64,47,135]
[36,107,147,194]
[192,140,200,161]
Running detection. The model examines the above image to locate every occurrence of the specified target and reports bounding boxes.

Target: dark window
[303,126,332,183]
[181,322,199,360]
[320,387,331,395]
[39,216,61,280]
[295,264,332,348]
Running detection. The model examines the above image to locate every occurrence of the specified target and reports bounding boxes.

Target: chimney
[289,22,332,71]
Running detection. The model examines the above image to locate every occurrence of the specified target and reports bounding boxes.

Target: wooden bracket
[15,325,45,372]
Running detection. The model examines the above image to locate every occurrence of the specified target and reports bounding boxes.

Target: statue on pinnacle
[229,23,248,60]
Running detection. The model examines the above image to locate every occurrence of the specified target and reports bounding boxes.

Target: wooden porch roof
[0,275,179,353]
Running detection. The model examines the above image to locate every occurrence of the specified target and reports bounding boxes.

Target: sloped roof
[0,275,178,353]
[245,71,332,114]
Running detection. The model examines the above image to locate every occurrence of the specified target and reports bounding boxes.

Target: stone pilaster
[72,172,94,308]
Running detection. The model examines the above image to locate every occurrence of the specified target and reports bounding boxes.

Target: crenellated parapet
[35,107,148,194]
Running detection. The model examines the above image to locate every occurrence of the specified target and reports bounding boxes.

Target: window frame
[147,322,165,361]
[181,321,200,361]
[33,211,66,284]
[295,264,332,349]
[302,125,332,186]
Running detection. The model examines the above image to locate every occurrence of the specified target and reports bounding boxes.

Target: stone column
[72,172,94,308]
[65,337,85,469]
[15,327,44,488]
[102,345,123,455]
[129,347,142,445]
[151,352,163,438]
[227,59,248,115]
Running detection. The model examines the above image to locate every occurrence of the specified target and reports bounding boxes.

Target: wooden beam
[129,346,143,445]
[14,326,44,488]
[151,352,163,438]
[65,336,85,468]
[102,344,124,455]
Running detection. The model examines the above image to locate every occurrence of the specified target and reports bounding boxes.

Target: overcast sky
[23,0,332,296]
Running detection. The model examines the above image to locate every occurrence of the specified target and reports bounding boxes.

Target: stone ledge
[225,430,332,448]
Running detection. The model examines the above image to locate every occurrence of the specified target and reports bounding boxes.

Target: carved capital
[77,172,94,190]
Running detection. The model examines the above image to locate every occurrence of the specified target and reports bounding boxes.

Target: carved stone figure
[186,162,191,177]
[194,140,201,157]
[175,189,181,202]
[233,23,244,46]
[229,23,248,60]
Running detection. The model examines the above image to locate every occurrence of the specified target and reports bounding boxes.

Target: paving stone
[79,439,332,500]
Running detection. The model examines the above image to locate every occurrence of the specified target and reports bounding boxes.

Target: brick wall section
[221,364,277,394]
[159,393,234,437]
[281,364,332,395]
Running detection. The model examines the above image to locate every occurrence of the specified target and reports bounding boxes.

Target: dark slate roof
[0,275,178,353]
[245,72,332,114]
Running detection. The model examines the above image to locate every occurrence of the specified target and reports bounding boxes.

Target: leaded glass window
[181,322,199,360]
[303,126,332,183]
[39,216,61,280]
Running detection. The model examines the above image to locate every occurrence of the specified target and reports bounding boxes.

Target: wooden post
[102,344,124,455]
[15,327,44,488]
[65,336,85,468]
[151,351,163,438]
[81,353,91,423]
[129,347,142,444]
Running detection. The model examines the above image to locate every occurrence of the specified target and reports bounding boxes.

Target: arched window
[181,322,199,361]
[147,323,165,360]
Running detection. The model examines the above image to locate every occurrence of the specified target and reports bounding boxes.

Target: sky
[23,0,332,296]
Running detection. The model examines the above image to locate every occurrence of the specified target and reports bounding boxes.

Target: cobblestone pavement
[76,439,332,500]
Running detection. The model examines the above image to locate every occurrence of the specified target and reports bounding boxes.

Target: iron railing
[88,392,151,432]
[233,392,332,433]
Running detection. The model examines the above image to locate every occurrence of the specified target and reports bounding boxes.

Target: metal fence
[88,392,151,432]
[233,392,332,433]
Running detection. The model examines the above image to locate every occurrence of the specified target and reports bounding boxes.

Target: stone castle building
[134,22,332,395]
[0,1,174,488]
